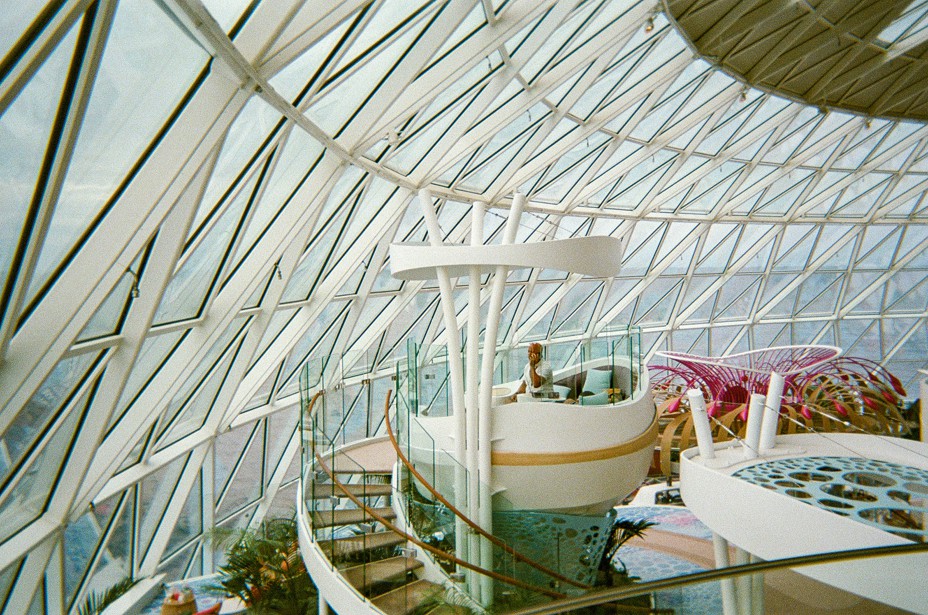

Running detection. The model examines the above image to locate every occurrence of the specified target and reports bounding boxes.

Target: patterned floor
[612,505,723,614]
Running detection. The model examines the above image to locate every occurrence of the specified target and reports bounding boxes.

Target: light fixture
[739,85,749,102]
[644,15,654,32]
[127,268,140,298]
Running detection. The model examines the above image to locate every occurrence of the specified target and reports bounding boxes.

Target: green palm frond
[77,576,136,615]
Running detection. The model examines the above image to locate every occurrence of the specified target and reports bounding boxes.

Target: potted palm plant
[211,516,317,614]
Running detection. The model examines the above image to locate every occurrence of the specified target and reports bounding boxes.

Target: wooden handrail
[384,389,592,590]
[309,438,566,599]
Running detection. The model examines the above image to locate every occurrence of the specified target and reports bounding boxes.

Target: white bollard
[687,389,715,460]
[743,393,766,460]
[759,372,785,451]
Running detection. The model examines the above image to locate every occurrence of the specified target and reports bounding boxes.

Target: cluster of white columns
[688,372,786,615]
[416,189,525,606]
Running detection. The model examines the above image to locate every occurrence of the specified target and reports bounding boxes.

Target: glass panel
[76,263,138,342]
[108,329,188,434]
[80,491,132,605]
[152,178,252,325]
[27,0,209,306]
[0,351,100,486]
[137,452,189,563]
[0,0,48,62]
[0,25,78,318]
[0,389,87,545]
[164,471,202,556]
[216,424,264,521]
[192,96,282,234]
[201,0,253,33]
[232,129,325,268]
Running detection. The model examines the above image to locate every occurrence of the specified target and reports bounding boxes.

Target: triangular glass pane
[856,227,901,270]
[621,222,664,276]
[307,20,421,135]
[709,325,741,355]
[688,289,717,323]
[817,239,855,271]
[235,129,325,264]
[758,273,794,306]
[751,323,788,348]
[82,492,132,605]
[154,174,256,325]
[695,224,738,274]
[772,224,816,271]
[796,273,843,316]
[636,280,682,326]
[27,2,210,307]
[715,276,761,321]
[270,17,354,103]
[833,123,890,169]
[841,319,881,355]
[137,452,189,563]
[164,471,202,557]
[897,226,928,268]
[792,320,830,346]
[885,272,928,312]
[155,337,241,451]
[764,286,798,318]
[550,281,600,336]
[0,23,77,314]
[680,275,717,309]
[843,272,882,312]
[1,351,100,487]
[886,320,926,361]
[266,407,299,480]
[727,225,771,267]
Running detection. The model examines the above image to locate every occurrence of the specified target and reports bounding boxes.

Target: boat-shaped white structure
[409,358,656,514]
[681,429,928,614]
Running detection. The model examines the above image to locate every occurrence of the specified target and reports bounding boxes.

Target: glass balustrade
[298,329,651,611]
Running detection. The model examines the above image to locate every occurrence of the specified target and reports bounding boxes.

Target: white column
[686,389,715,460]
[734,546,752,615]
[759,372,784,451]
[750,553,765,615]
[417,190,469,584]
[465,202,485,603]
[474,193,523,607]
[712,533,737,615]
[743,393,766,460]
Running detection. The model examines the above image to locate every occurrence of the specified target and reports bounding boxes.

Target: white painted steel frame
[0,0,926,612]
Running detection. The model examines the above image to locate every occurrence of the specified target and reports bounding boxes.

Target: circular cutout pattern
[734,456,928,543]
[843,472,896,488]
[789,471,830,482]
[818,498,853,509]
[858,508,926,531]
[820,483,877,502]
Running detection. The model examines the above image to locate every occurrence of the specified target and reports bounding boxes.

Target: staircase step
[341,556,423,592]
[372,579,444,615]
[319,531,406,557]
[311,507,395,529]
[308,483,393,499]
[424,605,472,615]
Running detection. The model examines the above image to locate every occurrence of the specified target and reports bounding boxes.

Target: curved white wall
[680,434,928,614]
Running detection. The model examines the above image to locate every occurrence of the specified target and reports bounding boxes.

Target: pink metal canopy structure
[654,345,840,406]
